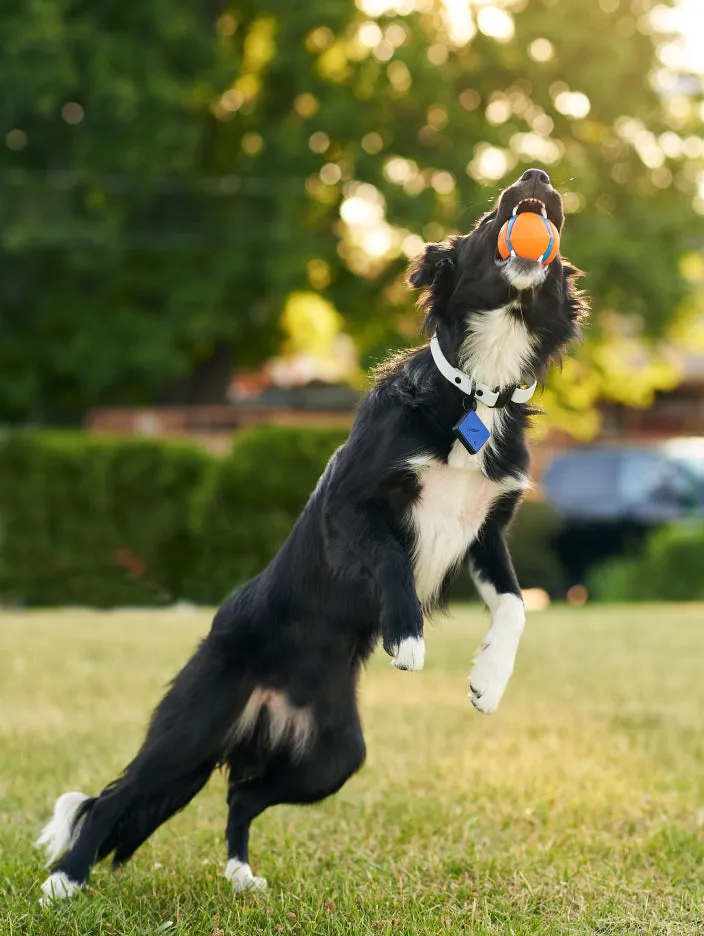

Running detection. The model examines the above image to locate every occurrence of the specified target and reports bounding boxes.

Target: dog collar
[429,334,537,407]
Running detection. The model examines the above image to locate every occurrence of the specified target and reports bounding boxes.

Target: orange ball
[497,211,560,266]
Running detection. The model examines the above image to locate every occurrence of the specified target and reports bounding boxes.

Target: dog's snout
[520,168,551,186]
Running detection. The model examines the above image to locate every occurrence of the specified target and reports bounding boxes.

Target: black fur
[45,170,587,890]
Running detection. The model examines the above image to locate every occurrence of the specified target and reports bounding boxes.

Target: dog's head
[407,169,586,367]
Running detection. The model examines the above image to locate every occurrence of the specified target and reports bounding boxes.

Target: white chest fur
[460,303,535,389]
[408,445,525,607]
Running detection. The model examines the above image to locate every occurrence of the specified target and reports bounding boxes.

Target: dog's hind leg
[38,638,239,904]
[224,785,269,892]
[40,757,219,904]
[224,715,366,891]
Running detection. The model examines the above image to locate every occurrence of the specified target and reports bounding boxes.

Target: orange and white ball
[497,211,560,266]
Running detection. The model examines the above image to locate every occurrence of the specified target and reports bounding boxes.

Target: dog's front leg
[324,500,425,671]
[381,569,425,673]
[466,509,525,714]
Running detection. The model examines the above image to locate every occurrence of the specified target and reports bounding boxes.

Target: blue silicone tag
[454,409,490,455]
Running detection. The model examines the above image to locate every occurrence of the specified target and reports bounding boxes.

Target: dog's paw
[390,636,425,671]
[39,872,80,907]
[225,859,267,894]
[468,634,517,714]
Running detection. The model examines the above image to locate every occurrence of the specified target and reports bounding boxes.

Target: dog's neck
[437,302,536,391]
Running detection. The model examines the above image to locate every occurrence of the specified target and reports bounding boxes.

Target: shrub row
[0,427,565,607]
[589,522,704,602]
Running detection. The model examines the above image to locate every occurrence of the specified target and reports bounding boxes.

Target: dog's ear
[406,238,460,336]
[407,241,457,289]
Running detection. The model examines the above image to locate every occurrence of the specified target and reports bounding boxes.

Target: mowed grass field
[2,606,704,935]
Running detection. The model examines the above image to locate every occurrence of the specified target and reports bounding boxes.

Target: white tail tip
[35,791,90,867]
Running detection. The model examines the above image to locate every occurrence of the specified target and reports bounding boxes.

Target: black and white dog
[36,168,586,903]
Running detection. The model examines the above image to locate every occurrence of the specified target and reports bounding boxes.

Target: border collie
[36,168,587,903]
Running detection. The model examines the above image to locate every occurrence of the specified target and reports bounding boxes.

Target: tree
[1,0,702,427]
[0,0,249,419]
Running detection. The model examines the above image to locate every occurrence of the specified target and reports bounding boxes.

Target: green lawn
[2,605,704,935]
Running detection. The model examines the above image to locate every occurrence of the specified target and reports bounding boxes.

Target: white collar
[429,334,537,407]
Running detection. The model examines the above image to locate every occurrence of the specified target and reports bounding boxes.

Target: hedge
[588,522,704,602]
[0,432,211,607]
[0,427,566,607]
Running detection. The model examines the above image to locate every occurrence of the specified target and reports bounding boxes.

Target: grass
[1,605,704,935]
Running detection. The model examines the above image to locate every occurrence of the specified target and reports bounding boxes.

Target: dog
[36,168,587,903]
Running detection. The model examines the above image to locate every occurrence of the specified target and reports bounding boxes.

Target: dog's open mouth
[513,197,549,219]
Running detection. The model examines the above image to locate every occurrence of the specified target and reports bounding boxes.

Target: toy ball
[497,211,560,266]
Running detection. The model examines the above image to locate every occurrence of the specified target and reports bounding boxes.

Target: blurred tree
[0,0,702,425]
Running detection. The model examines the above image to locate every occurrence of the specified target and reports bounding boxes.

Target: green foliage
[589,522,704,602]
[0,0,256,420]
[1,0,702,422]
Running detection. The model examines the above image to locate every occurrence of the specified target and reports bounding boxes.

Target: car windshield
[544,451,619,502]
[617,451,671,501]
[544,449,684,511]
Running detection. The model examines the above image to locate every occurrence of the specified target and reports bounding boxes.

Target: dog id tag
[454,409,490,455]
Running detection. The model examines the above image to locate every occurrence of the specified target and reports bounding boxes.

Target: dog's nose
[520,168,551,186]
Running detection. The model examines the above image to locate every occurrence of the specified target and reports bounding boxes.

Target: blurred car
[542,442,703,524]
[540,440,704,588]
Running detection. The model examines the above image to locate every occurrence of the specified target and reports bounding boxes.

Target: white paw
[391,636,425,671]
[39,872,80,907]
[468,632,518,715]
[225,859,267,893]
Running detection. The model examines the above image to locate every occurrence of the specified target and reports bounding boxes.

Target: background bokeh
[1,0,703,606]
